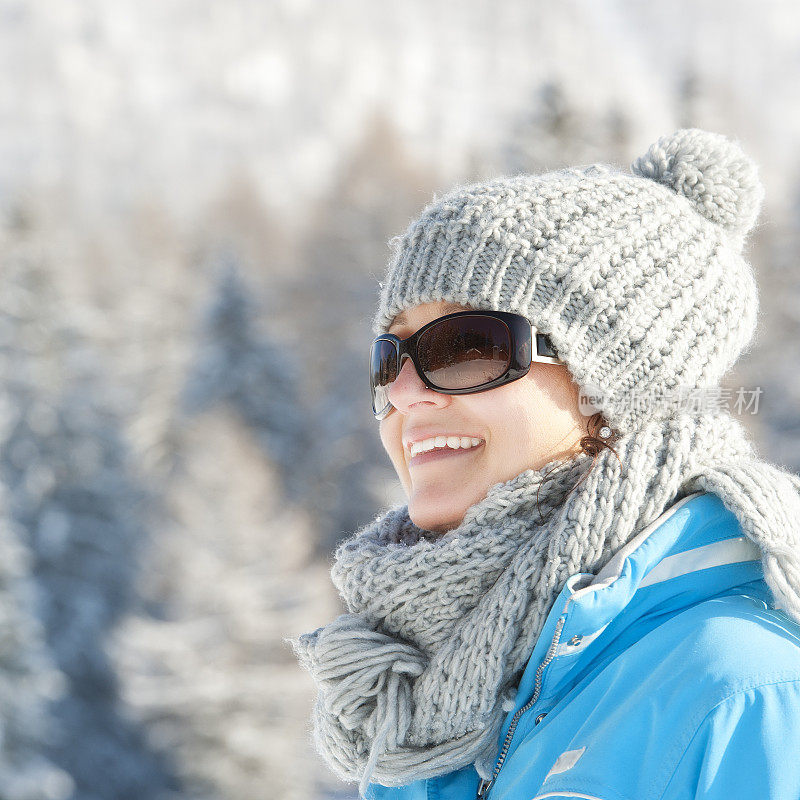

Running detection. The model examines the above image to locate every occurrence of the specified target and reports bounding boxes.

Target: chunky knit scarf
[293,411,800,795]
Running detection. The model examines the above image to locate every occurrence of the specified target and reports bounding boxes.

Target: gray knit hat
[373,128,765,435]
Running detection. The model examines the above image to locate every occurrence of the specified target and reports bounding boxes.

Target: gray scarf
[292,411,800,795]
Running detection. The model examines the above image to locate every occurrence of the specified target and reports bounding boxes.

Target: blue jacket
[367,491,800,800]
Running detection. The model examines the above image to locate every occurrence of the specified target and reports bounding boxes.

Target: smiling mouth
[408,436,483,457]
[409,439,485,466]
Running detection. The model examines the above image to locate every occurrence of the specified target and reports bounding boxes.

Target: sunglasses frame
[370,309,563,420]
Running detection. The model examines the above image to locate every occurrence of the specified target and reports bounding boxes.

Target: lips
[409,440,485,466]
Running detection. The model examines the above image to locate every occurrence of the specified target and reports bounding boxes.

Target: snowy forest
[1,1,800,798]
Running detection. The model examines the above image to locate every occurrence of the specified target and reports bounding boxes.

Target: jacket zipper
[476,615,567,800]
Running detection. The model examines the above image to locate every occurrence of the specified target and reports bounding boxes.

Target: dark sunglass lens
[370,338,398,416]
[418,315,511,390]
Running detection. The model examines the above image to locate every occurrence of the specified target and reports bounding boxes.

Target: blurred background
[1,1,799,798]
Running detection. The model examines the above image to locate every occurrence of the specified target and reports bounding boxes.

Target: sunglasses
[370,310,563,420]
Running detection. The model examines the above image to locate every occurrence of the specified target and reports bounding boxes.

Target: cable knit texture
[293,414,800,794]
[372,128,763,435]
[292,130,800,795]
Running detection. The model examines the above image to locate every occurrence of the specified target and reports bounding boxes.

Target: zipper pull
[476,778,494,799]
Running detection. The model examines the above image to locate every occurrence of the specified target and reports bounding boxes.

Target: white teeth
[409,436,484,457]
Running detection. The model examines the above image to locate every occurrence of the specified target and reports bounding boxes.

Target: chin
[408,499,465,533]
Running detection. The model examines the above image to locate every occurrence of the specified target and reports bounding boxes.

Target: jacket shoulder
[659,592,800,690]
[506,593,800,800]
[658,677,800,799]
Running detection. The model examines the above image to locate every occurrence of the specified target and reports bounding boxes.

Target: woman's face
[379,301,588,532]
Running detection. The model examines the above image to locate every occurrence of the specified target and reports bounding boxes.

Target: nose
[387,356,452,414]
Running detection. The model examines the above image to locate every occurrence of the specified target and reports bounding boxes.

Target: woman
[293,129,800,800]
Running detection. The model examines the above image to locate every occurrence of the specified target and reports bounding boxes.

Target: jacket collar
[508,491,768,716]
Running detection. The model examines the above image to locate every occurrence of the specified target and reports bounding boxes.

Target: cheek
[379,417,412,494]
[470,381,552,459]
[469,385,535,441]
[379,417,404,464]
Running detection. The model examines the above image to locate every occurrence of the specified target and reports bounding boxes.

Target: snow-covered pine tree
[110,388,340,800]
[0,435,72,800]
[182,251,307,501]
[499,80,633,177]
[285,111,430,552]
[0,234,182,800]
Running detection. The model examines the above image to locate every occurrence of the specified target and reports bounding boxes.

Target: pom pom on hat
[630,128,764,238]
